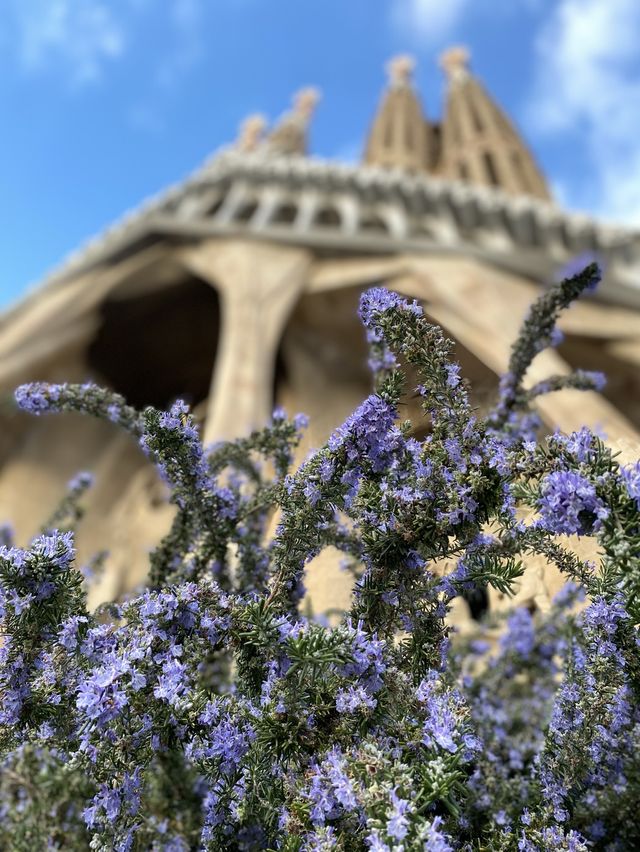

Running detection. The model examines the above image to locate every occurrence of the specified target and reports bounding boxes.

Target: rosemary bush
[2,263,640,850]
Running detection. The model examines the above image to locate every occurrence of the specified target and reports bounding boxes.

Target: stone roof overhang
[4,150,640,328]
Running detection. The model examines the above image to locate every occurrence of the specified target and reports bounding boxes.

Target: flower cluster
[2,263,640,849]
[537,470,609,535]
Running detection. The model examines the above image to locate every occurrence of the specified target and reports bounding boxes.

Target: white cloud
[8,0,125,86]
[389,0,470,44]
[2,0,205,90]
[527,0,640,223]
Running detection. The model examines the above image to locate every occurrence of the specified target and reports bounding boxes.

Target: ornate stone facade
[2,50,640,622]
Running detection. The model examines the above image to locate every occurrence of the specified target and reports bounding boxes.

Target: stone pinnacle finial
[264,87,321,156]
[363,53,431,172]
[235,113,267,152]
[293,87,321,119]
[386,54,415,87]
[439,45,471,82]
[438,43,551,200]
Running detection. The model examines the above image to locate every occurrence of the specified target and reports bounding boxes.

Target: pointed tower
[438,46,551,200]
[234,113,267,153]
[363,55,432,172]
[263,88,321,156]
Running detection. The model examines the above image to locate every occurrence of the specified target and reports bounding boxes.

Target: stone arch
[87,265,221,410]
[359,210,390,235]
[203,192,226,219]
[314,204,342,229]
[271,200,299,226]
[409,219,436,241]
[234,198,260,225]
[18,258,224,604]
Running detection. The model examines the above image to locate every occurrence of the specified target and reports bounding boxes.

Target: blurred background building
[2,49,640,613]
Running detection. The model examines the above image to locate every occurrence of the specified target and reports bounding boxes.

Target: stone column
[179,239,312,443]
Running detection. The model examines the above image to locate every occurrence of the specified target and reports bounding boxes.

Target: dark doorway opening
[88,276,220,410]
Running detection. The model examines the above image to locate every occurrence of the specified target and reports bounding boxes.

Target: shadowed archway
[88,274,220,410]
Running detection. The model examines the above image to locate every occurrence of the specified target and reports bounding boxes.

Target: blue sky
[1,0,640,309]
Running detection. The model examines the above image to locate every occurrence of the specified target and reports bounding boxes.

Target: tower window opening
[511,151,532,194]
[559,222,572,251]
[451,104,462,146]
[483,151,500,187]
[468,93,483,133]
[405,121,413,149]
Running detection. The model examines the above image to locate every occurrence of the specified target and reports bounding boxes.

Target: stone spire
[438,46,551,200]
[234,113,267,153]
[264,88,321,156]
[363,54,432,172]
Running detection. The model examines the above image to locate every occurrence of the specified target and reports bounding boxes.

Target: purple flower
[76,660,130,727]
[340,621,387,694]
[445,363,462,388]
[83,784,122,828]
[417,672,460,754]
[294,412,309,431]
[306,746,358,826]
[386,788,410,841]
[31,530,75,567]
[153,657,188,706]
[6,590,34,615]
[304,480,322,507]
[366,831,390,851]
[14,382,63,414]
[422,816,454,851]
[550,327,564,348]
[582,595,627,636]
[551,428,597,463]
[621,460,640,509]
[581,370,606,391]
[140,400,222,509]
[199,701,254,770]
[67,471,94,491]
[324,747,357,810]
[335,684,377,714]
[58,615,88,651]
[500,608,535,658]
[307,770,337,825]
[537,470,608,535]
[358,287,422,326]
[329,395,402,474]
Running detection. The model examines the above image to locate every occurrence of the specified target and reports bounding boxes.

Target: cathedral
[2,48,640,617]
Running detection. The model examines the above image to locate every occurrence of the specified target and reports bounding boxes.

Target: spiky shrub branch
[2,264,640,850]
